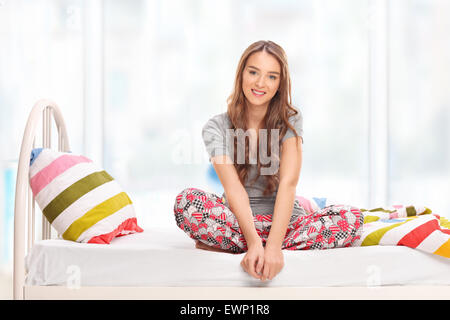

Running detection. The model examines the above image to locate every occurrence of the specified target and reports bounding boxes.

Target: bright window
[0,0,84,265]
[389,0,450,215]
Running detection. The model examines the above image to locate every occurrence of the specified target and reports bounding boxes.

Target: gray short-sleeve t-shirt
[202,107,304,215]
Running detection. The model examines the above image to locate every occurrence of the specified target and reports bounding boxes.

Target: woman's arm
[262,136,303,280]
[211,155,264,279]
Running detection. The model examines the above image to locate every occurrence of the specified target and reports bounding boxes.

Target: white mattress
[25,226,450,287]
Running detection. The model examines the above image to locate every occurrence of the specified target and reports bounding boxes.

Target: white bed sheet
[25,226,450,287]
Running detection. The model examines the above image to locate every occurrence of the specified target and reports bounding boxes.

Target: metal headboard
[13,99,70,299]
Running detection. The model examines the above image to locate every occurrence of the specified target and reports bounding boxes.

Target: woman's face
[242,51,281,110]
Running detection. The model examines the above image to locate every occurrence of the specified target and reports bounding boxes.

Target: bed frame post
[13,99,70,300]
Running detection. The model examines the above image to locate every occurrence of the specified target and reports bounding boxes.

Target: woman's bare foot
[195,240,234,254]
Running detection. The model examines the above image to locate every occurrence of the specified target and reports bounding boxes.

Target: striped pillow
[29,148,143,244]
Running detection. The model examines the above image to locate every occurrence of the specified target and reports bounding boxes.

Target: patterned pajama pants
[173,187,364,254]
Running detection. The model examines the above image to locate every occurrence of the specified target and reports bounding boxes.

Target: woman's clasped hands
[240,241,284,281]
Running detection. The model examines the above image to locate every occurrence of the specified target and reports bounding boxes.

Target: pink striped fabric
[30,154,92,196]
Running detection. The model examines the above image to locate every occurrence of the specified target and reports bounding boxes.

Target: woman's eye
[249,70,257,75]
[269,75,277,80]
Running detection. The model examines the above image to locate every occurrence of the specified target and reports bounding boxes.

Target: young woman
[173,40,363,282]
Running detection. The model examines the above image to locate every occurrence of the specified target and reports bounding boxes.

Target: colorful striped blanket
[295,196,450,258]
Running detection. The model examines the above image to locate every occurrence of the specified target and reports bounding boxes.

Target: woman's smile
[251,89,266,97]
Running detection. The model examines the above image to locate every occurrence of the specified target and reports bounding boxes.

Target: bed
[14,99,450,300]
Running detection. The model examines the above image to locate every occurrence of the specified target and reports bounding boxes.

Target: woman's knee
[174,187,190,209]
[174,187,207,210]
[341,206,364,244]
[173,187,211,227]
[324,204,364,233]
[173,188,191,227]
[347,206,364,229]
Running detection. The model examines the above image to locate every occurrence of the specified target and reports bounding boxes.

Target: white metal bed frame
[13,99,450,300]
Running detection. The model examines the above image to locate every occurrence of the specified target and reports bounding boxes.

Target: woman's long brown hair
[227,40,301,196]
